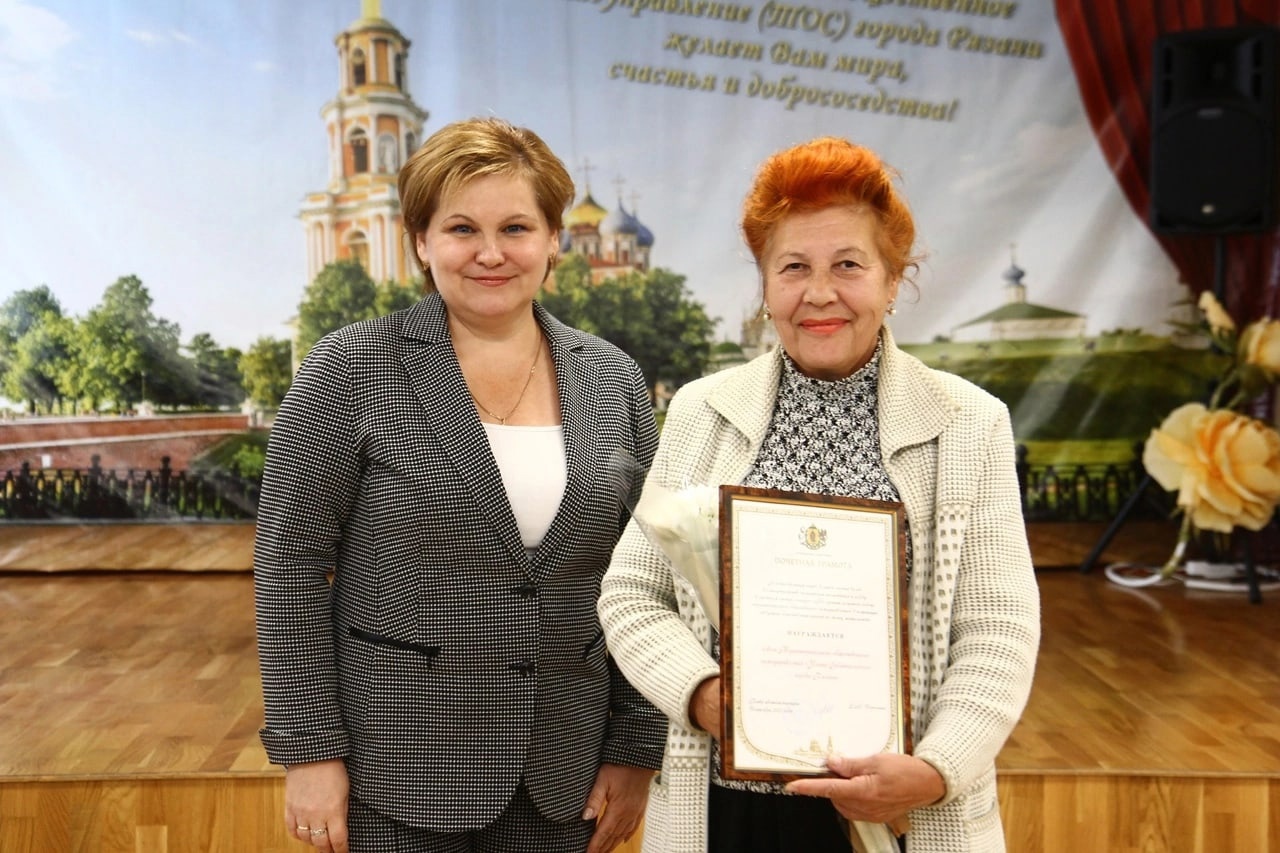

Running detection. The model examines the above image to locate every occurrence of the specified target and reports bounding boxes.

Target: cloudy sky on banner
[1,0,1182,352]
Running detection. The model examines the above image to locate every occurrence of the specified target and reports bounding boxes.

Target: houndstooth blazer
[599,328,1041,853]
[254,293,666,832]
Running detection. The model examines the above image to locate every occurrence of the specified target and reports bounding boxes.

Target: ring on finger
[310,827,328,836]
[296,825,310,832]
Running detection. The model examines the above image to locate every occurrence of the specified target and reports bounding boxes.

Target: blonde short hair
[398,117,574,291]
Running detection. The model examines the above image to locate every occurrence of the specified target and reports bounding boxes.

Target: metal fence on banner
[1,456,259,521]
[0,446,1169,524]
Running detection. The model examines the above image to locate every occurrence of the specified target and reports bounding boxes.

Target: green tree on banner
[0,286,71,413]
[188,332,244,408]
[0,285,62,355]
[376,278,423,316]
[3,313,75,415]
[296,260,379,359]
[539,257,715,400]
[64,275,188,411]
[240,337,294,410]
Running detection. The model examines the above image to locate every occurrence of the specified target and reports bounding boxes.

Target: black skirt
[707,785,908,853]
[707,784,852,853]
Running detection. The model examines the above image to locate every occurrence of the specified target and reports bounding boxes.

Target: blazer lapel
[702,331,956,490]
[877,327,956,461]
[398,294,531,570]
[704,348,783,484]
[528,305,595,579]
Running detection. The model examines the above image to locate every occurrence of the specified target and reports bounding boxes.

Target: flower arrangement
[1140,291,1280,578]
[630,483,722,627]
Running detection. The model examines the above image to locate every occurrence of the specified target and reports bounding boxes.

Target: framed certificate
[718,485,911,782]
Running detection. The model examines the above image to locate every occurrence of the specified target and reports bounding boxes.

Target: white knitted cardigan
[599,329,1041,853]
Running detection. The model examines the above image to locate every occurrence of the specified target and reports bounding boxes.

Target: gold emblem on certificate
[799,523,827,550]
[718,485,911,782]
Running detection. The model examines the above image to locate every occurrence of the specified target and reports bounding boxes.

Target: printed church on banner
[297,0,657,306]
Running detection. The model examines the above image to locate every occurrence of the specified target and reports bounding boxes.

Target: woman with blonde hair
[255,117,665,853]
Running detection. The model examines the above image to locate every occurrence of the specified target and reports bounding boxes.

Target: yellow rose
[1197,290,1236,334]
[1192,290,1233,333]
[1143,402,1280,533]
[1239,318,1280,376]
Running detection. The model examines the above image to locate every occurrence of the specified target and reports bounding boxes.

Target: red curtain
[1054,1,1280,323]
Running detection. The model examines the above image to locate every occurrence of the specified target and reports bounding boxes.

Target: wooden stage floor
[0,521,1277,851]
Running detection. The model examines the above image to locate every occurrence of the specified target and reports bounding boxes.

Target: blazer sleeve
[602,356,668,770]
[253,333,362,765]
[913,400,1041,800]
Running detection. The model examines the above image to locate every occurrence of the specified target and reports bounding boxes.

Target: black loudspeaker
[1150,26,1280,233]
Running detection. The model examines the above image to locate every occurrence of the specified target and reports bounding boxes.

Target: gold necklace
[472,336,542,425]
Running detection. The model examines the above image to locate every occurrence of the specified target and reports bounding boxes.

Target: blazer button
[513,582,538,599]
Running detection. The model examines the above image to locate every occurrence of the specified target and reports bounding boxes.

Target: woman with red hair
[600,136,1041,853]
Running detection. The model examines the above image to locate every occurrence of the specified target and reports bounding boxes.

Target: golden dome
[565,192,608,229]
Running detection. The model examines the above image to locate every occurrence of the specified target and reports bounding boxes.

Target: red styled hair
[740,136,920,283]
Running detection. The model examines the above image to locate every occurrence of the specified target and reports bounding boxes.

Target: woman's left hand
[785,752,945,826]
[582,762,655,853]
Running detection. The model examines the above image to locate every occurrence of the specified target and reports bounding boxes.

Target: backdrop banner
[5,0,1270,526]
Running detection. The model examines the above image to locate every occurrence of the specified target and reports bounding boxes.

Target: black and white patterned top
[712,341,912,793]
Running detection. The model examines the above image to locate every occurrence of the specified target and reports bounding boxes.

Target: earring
[886,300,897,316]
[762,305,772,320]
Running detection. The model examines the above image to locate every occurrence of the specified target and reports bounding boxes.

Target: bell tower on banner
[299,0,428,286]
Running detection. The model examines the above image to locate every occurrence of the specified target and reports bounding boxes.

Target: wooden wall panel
[0,777,644,853]
[0,778,293,853]
[3,774,1275,852]
[998,773,1279,853]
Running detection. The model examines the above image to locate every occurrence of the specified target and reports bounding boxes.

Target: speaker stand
[1078,473,1152,573]
[1242,533,1264,605]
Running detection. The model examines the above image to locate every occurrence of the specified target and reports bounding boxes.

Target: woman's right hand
[285,759,350,852]
[690,676,722,740]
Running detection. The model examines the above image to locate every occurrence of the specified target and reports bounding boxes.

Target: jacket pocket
[960,768,1004,851]
[963,799,1004,851]
[348,625,441,667]
[641,775,669,853]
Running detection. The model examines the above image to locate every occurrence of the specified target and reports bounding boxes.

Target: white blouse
[481,423,567,550]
